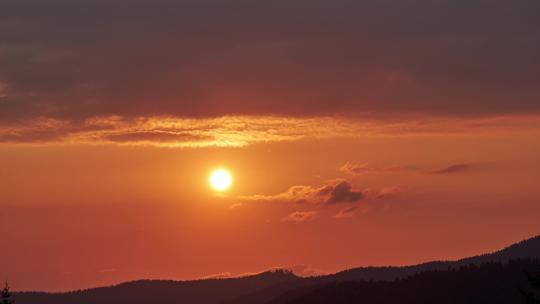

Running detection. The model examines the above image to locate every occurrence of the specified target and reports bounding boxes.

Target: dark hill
[16,270,301,304]
[14,235,540,304]
[330,234,540,282]
[267,259,540,304]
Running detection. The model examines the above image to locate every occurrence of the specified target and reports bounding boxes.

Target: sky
[1,0,540,291]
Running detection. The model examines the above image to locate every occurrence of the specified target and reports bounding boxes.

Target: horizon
[1,0,540,295]
[9,233,540,293]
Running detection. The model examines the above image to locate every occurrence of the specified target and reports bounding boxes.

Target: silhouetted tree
[522,271,540,304]
[1,282,14,304]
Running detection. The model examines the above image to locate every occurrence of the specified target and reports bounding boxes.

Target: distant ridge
[14,235,540,304]
[462,234,540,262]
[265,259,540,304]
[331,234,540,282]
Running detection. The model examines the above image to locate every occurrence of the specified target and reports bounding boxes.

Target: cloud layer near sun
[1,115,539,147]
[243,180,364,205]
[1,0,539,148]
[241,179,408,222]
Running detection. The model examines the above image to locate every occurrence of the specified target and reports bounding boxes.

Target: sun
[209,169,233,192]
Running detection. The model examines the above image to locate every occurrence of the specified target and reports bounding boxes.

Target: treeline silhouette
[265,259,540,304]
[14,260,540,304]
[522,268,540,304]
[13,235,540,304]
[16,270,301,304]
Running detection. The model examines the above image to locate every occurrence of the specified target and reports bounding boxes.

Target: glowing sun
[209,169,233,192]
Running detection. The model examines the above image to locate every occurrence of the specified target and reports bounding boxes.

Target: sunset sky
[1,0,540,292]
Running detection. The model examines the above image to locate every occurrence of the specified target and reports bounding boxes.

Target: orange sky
[2,116,540,291]
[1,0,540,292]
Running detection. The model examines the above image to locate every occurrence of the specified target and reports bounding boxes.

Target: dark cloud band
[0,0,539,122]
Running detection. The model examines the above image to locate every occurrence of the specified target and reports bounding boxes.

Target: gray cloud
[341,162,486,176]
[430,163,475,175]
[0,0,539,123]
[325,181,363,204]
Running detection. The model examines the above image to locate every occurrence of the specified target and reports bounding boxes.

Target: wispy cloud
[341,161,487,177]
[370,186,410,200]
[242,180,364,205]
[340,162,414,175]
[334,206,359,219]
[0,116,359,147]
[1,115,539,147]
[429,163,475,175]
[282,211,318,223]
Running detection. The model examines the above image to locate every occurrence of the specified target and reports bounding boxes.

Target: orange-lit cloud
[242,180,364,205]
[282,211,318,223]
[370,186,410,200]
[340,162,415,175]
[341,162,486,176]
[334,206,359,219]
[1,115,540,147]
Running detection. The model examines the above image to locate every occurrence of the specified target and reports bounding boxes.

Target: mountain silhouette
[328,234,540,282]
[14,235,540,304]
[16,270,300,304]
[265,260,539,304]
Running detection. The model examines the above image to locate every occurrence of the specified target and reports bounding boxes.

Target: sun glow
[209,169,233,192]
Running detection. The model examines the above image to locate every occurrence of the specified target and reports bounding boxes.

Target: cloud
[0,0,540,123]
[282,211,318,223]
[334,206,358,219]
[340,163,373,175]
[341,162,488,177]
[1,115,539,147]
[242,185,325,205]
[325,181,364,204]
[371,186,409,200]
[340,162,414,175]
[228,203,243,210]
[430,163,475,174]
[243,180,364,205]
[0,116,365,147]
